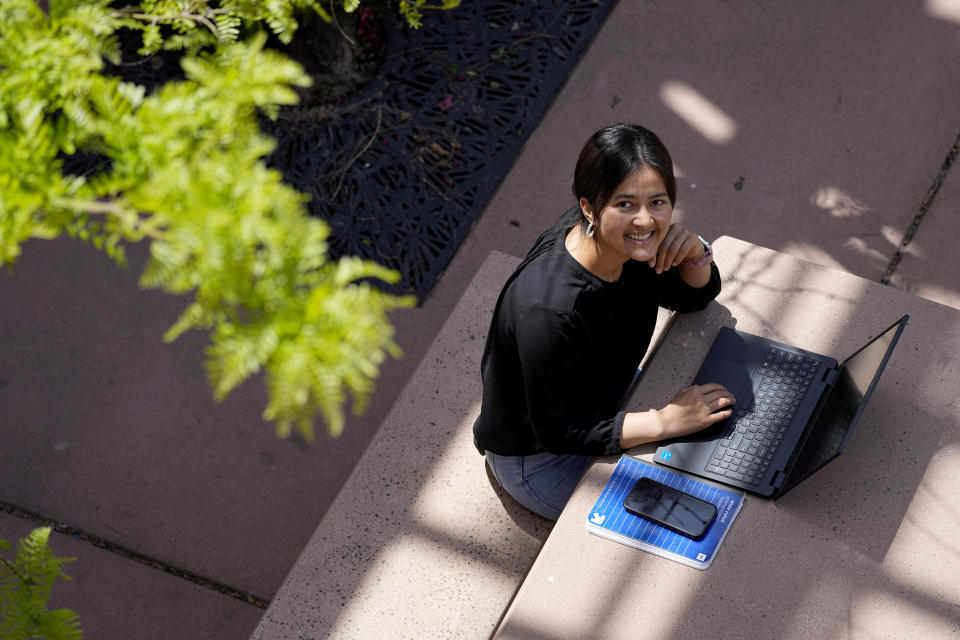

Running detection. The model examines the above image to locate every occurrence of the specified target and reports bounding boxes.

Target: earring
[585,220,596,238]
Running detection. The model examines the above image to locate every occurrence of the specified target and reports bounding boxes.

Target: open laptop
[654,315,908,498]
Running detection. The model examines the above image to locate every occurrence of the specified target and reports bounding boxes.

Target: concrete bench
[250,250,551,640]
[490,237,960,640]
[251,249,675,639]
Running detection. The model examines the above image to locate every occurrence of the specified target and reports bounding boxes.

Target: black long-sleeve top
[473,208,721,457]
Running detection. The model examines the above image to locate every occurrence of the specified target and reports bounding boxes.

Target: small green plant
[0,528,82,640]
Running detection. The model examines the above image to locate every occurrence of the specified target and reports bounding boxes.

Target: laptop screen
[782,315,908,492]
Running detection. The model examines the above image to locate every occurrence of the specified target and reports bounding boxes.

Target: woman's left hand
[649,223,703,274]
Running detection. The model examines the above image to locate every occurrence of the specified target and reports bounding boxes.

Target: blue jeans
[485,451,591,520]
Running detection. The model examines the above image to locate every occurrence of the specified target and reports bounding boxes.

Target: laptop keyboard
[706,347,822,486]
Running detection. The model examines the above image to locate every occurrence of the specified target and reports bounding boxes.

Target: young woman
[473,124,735,520]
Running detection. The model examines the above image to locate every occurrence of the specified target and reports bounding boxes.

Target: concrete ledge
[491,237,960,640]
[251,250,553,639]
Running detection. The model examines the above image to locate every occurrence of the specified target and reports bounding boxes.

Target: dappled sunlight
[783,186,906,271]
[409,405,485,521]
[283,250,547,640]
[779,570,853,639]
[716,238,859,349]
[884,232,960,309]
[409,400,548,553]
[907,281,960,309]
[320,394,542,639]
[811,186,871,218]
[926,0,960,24]
[328,533,496,638]
[806,185,915,277]
[839,446,960,638]
[500,509,708,639]
[492,238,960,639]
[593,559,705,638]
[881,224,907,250]
[785,555,960,640]
[850,587,959,638]
[780,240,848,272]
[882,443,960,602]
[704,244,960,639]
[659,81,737,145]
[840,224,903,269]
[843,237,892,264]
[774,252,860,345]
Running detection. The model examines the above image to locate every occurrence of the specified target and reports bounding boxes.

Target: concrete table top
[494,236,960,640]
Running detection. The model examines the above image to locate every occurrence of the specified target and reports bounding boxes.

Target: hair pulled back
[571,124,676,235]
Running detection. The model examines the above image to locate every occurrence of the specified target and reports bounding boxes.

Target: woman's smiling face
[584,165,673,271]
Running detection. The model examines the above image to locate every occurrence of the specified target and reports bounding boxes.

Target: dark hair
[571,124,676,235]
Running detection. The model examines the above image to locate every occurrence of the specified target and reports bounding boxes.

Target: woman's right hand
[620,383,735,449]
[656,383,735,438]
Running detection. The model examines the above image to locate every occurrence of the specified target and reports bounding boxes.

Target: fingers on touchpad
[697,359,752,407]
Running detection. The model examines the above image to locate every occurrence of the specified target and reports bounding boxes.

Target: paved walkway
[1,1,958,638]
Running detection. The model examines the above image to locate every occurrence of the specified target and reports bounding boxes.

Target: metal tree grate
[64,1,617,300]
[261,0,618,300]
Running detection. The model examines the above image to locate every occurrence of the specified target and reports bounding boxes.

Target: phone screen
[623,477,718,539]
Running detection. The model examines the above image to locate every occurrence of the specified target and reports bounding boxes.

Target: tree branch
[49,198,168,241]
[112,5,221,39]
[329,0,356,45]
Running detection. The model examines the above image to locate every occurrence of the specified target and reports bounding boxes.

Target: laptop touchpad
[695,358,753,407]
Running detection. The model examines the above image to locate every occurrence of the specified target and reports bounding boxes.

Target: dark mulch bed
[264,0,618,300]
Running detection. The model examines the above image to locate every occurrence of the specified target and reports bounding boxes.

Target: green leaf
[0,528,82,640]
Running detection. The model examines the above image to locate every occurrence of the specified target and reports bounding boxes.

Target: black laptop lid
[779,315,909,495]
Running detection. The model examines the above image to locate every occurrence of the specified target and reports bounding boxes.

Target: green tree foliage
[113,0,359,53]
[397,0,460,30]
[109,0,461,54]
[0,0,418,440]
[0,528,82,640]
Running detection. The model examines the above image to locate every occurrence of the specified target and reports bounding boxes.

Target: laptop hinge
[772,470,788,489]
[821,367,838,385]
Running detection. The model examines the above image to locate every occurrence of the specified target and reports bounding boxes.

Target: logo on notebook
[660,451,673,461]
[697,553,708,562]
[590,513,606,525]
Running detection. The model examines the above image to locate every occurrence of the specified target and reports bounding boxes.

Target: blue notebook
[586,455,744,569]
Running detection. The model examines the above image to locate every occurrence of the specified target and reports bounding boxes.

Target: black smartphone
[623,477,718,539]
